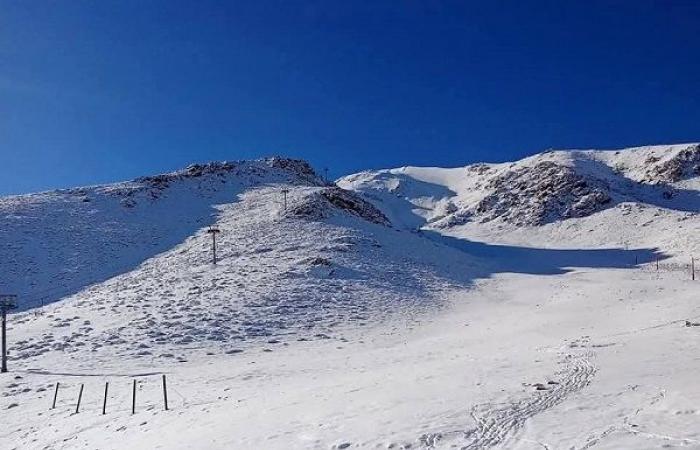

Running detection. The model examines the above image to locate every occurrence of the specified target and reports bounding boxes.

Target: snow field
[3,146,700,448]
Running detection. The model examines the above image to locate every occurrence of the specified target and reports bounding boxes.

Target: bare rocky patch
[642,144,700,183]
[289,187,390,226]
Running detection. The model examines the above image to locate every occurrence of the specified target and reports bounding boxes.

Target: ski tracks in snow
[423,347,596,449]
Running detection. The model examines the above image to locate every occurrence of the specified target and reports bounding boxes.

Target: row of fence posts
[51,375,169,414]
[641,255,696,280]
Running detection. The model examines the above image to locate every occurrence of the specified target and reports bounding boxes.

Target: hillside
[1,158,489,366]
[2,146,700,450]
[339,143,700,256]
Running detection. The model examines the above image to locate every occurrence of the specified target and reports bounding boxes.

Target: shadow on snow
[421,229,667,278]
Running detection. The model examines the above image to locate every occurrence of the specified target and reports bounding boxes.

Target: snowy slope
[0,158,324,310]
[339,143,700,256]
[1,158,491,366]
[3,146,700,450]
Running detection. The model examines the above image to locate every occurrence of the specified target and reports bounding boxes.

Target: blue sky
[1,1,699,195]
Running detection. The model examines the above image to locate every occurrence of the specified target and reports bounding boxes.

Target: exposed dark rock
[290,187,390,226]
[643,145,700,183]
[471,161,611,226]
[266,157,320,183]
[135,158,323,188]
[306,257,332,266]
[120,198,136,208]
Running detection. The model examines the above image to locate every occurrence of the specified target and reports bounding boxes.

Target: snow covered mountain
[3,144,700,450]
[1,158,328,310]
[1,157,486,363]
[339,143,700,255]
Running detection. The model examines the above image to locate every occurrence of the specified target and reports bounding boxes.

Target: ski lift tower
[206,226,221,265]
[0,295,17,373]
[281,188,290,212]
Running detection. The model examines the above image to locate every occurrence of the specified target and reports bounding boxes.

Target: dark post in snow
[132,379,137,415]
[102,381,109,415]
[207,226,221,265]
[281,189,289,213]
[693,257,695,281]
[162,374,169,411]
[0,295,18,373]
[75,384,84,414]
[323,167,329,185]
[51,382,60,409]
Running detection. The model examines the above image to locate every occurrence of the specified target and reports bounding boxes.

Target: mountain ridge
[3,143,698,450]
[339,142,700,229]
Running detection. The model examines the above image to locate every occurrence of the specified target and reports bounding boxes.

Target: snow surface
[2,146,700,449]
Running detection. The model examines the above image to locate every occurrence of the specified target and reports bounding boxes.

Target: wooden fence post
[102,382,109,415]
[693,257,695,281]
[162,374,168,411]
[51,382,60,409]
[75,384,84,414]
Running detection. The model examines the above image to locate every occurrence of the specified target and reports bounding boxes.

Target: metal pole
[51,382,60,409]
[1,309,6,373]
[212,232,217,265]
[162,374,168,411]
[75,384,84,414]
[102,382,109,415]
[207,227,220,265]
[0,295,17,374]
[281,189,289,213]
[132,379,137,415]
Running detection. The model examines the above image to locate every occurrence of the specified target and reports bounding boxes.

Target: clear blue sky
[1,1,699,195]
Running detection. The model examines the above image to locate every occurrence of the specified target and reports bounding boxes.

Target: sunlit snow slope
[2,145,700,450]
[339,143,700,256]
[1,157,486,365]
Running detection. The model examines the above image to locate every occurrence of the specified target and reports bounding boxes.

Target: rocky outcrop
[136,157,323,188]
[643,144,700,183]
[290,187,390,226]
[471,161,611,226]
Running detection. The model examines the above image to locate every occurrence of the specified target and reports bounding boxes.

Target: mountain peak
[339,143,700,229]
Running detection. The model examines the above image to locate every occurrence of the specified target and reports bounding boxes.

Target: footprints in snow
[420,347,597,449]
